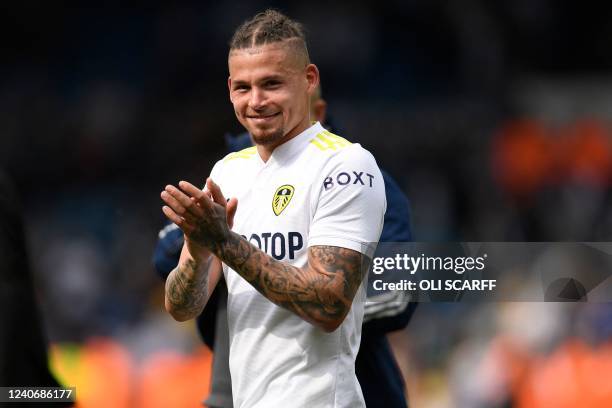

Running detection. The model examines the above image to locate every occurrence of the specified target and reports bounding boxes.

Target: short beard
[250,128,285,146]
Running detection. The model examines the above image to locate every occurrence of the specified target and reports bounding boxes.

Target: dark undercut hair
[229,9,310,65]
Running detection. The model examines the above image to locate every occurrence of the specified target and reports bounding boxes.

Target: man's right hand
[161,178,238,263]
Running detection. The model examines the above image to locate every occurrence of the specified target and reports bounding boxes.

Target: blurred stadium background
[2,1,612,407]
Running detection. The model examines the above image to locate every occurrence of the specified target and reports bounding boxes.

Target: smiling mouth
[247,112,280,120]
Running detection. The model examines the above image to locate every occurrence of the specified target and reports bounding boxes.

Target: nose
[248,87,267,110]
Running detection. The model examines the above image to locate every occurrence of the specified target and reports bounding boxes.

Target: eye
[234,84,249,93]
[263,80,281,89]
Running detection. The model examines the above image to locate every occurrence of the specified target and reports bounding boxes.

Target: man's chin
[250,128,285,146]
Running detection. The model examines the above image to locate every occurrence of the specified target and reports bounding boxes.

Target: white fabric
[209,122,386,408]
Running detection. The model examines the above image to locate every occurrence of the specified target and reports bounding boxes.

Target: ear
[228,76,233,103]
[305,64,320,95]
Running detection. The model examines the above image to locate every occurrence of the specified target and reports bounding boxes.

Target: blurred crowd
[2,1,612,406]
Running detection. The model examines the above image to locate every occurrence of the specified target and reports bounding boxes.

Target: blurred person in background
[159,9,391,407]
[0,170,71,406]
[155,82,416,407]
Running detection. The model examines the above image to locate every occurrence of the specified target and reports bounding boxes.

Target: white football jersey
[209,122,386,408]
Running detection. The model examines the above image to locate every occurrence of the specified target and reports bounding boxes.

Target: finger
[191,185,211,203]
[161,190,186,214]
[191,196,203,207]
[178,180,206,200]
[201,185,213,207]
[162,206,195,233]
[178,180,214,210]
[165,184,204,216]
[206,177,226,206]
[226,197,238,229]
[202,189,213,200]
[161,190,202,221]
[165,184,194,207]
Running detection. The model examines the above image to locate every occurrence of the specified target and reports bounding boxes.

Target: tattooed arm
[164,243,223,322]
[161,179,367,332]
[214,233,367,332]
[161,177,237,322]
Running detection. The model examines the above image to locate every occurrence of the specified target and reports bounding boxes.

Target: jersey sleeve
[308,146,386,258]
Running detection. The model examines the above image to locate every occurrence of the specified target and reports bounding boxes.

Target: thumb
[206,177,226,205]
[226,197,238,229]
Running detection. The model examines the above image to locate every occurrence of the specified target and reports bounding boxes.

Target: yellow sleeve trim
[309,130,352,152]
[224,146,257,162]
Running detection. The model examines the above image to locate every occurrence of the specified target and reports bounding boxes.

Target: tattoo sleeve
[210,232,368,332]
[165,256,211,321]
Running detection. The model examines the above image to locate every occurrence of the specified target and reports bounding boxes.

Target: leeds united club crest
[272,185,295,216]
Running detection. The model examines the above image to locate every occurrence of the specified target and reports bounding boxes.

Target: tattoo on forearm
[171,194,366,328]
[210,232,366,329]
[165,257,209,319]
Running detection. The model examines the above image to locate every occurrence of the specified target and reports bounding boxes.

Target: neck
[256,144,275,163]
